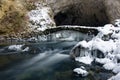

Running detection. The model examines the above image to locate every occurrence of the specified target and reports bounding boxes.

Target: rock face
[0,0,28,38]
[0,0,55,39]
[46,0,120,26]
[27,2,56,33]
[0,0,120,39]
[105,0,120,23]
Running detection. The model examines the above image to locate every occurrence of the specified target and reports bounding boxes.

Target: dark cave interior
[54,5,110,27]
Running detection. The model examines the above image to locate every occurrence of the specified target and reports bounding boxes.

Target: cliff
[0,0,120,39]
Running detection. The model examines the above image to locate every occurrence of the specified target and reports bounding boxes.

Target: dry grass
[0,0,41,38]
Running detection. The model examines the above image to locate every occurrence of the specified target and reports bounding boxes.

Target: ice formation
[72,19,120,79]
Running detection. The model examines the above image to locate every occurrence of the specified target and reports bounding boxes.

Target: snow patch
[8,45,23,51]
[73,67,88,77]
[75,56,93,65]
[95,58,112,64]
[97,24,114,35]
[8,44,29,52]
[103,62,116,70]
[114,19,120,27]
[22,47,29,52]
[28,2,55,32]
[112,65,120,74]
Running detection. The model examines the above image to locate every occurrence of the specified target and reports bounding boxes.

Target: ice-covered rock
[22,47,29,52]
[95,58,112,64]
[112,65,120,74]
[8,44,29,52]
[116,54,120,60]
[8,45,23,51]
[103,62,116,70]
[98,24,114,35]
[71,21,120,58]
[114,19,120,27]
[92,39,115,54]
[27,37,38,42]
[73,67,88,77]
[72,19,120,79]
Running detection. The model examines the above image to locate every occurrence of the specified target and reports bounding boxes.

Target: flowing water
[0,30,113,80]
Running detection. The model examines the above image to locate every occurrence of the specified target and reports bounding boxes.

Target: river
[0,30,113,80]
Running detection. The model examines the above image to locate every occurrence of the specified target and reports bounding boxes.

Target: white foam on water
[22,49,59,67]
[34,53,69,68]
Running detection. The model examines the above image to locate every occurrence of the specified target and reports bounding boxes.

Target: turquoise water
[0,31,113,80]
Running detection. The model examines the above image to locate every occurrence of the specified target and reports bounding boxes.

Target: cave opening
[54,5,110,27]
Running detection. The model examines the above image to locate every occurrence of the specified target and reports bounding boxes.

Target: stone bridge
[40,26,99,35]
